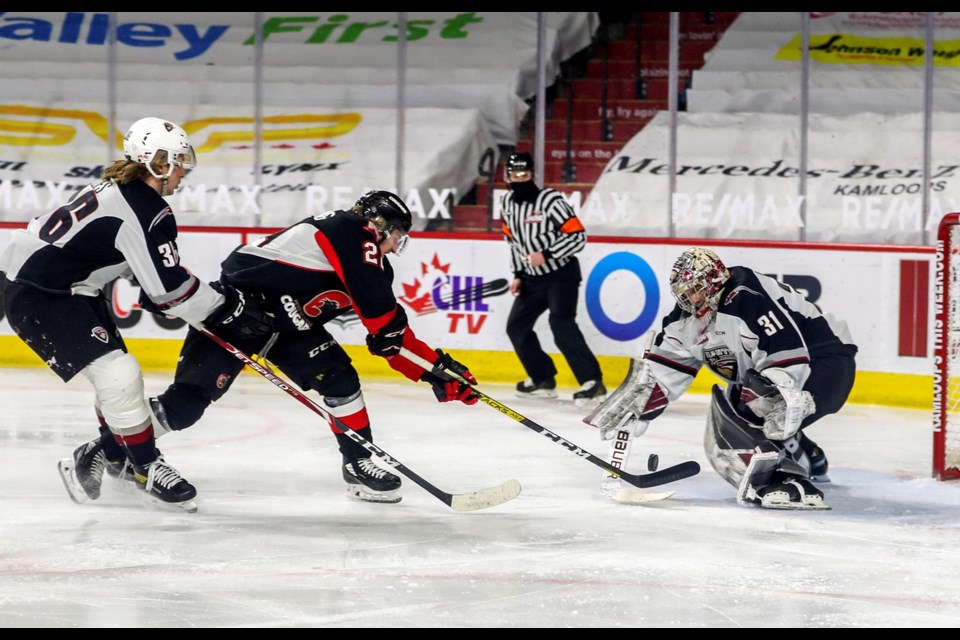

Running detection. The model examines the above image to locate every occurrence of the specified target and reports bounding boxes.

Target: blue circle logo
[585,252,659,341]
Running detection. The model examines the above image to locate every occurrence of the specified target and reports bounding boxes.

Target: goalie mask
[123,117,197,180]
[354,190,413,255]
[669,247,730,317]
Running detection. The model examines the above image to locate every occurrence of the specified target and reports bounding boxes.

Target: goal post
[934,211,960,480]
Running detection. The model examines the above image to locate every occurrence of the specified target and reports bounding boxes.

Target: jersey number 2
[362,241,381,267]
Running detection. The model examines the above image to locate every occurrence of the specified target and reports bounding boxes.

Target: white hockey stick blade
[611,489,675,504]
[449,479,522,512]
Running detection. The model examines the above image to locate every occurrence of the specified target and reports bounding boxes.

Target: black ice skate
[756,473,831,511]
[516,377,558,399]
[57,439,107,503]
[119,456,199,513]
[343,456,402,504]
[573,379,607,407]
[800,432,830,482]
[59,439,139,504]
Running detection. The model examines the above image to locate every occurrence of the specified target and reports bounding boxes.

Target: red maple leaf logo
[399,253,451,315]
[400,278,433,314]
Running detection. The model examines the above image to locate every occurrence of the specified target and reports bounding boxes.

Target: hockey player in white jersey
[0,117,272,512]
[584,247,858,510]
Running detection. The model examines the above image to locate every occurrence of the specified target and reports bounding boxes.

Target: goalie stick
[193,323,521,512]
[600,330,673,502]
[400,347,701,489]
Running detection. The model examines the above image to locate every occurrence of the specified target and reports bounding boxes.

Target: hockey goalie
[584,247,859,510]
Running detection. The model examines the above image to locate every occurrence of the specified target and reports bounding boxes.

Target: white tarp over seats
[4,74,526,149]
[690,68,960,92]
[584,11,960,244]
[0,101,497,229]
[688,12,960,115]
[686,88,960,115]
[0,12,598,146]
[585,110,960,245]
[695,12,960,75]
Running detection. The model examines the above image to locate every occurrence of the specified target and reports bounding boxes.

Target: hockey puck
[647,454,659,472]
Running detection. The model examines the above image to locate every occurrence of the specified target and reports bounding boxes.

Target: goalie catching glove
[740,368,816,441]
[420,349,478,405]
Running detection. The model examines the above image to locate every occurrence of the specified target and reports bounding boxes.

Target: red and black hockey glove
[421,349,478,405]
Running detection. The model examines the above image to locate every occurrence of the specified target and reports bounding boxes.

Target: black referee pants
[506,258,602,386]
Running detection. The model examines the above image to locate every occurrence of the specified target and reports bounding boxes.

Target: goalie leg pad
[704,384,770,490]
[736,442,785,506]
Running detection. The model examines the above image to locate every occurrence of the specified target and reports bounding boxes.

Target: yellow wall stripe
[0,336,932,410]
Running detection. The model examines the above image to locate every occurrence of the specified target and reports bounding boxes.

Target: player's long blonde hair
[101,150,172,185]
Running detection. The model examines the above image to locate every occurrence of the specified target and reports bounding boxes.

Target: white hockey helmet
[669,247,730,316]
[123,117,197,179]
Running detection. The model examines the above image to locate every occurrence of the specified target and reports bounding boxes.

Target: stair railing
[635,13,647,99]
[561,78,577,183]
[443,189,456,232]
[478,146,497,232]
[600,23,613,143]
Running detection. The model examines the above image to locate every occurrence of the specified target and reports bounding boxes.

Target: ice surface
[1,368,958,628]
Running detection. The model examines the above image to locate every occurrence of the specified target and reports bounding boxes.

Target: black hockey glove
[366,305,409,357]
[421,349,478,405]
[204,282,275,340]
[137,289,165,316]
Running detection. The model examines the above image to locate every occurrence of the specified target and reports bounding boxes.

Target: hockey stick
[193,323,521,512]
[401,347,700,489]
[598,331,674,502]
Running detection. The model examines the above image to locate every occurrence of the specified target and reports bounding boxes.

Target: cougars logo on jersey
[304,290,352,317]
[704,345,737,381]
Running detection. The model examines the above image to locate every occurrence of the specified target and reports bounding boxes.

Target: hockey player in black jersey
[75,189,479,505]
[0,117,272,512]
[584,247,858,510]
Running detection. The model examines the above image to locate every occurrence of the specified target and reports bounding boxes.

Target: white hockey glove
[583,357,665,441]
[741,368,816,441]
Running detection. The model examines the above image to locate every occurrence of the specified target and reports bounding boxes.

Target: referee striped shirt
[500,188,587,277]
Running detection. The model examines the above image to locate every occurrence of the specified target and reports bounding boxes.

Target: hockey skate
[58,438,140,504]
[800,432,830,482]
[573,379,607,407]
[58,439,107,503]
[756,473,831,511]
[115,455,199,513]
[343,456,402,503]
[516,377,558,399]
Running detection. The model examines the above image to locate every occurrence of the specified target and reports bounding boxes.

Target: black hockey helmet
[505,151,534,173]
[354,190,413,253]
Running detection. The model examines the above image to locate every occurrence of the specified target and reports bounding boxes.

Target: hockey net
[934,212,960,480]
